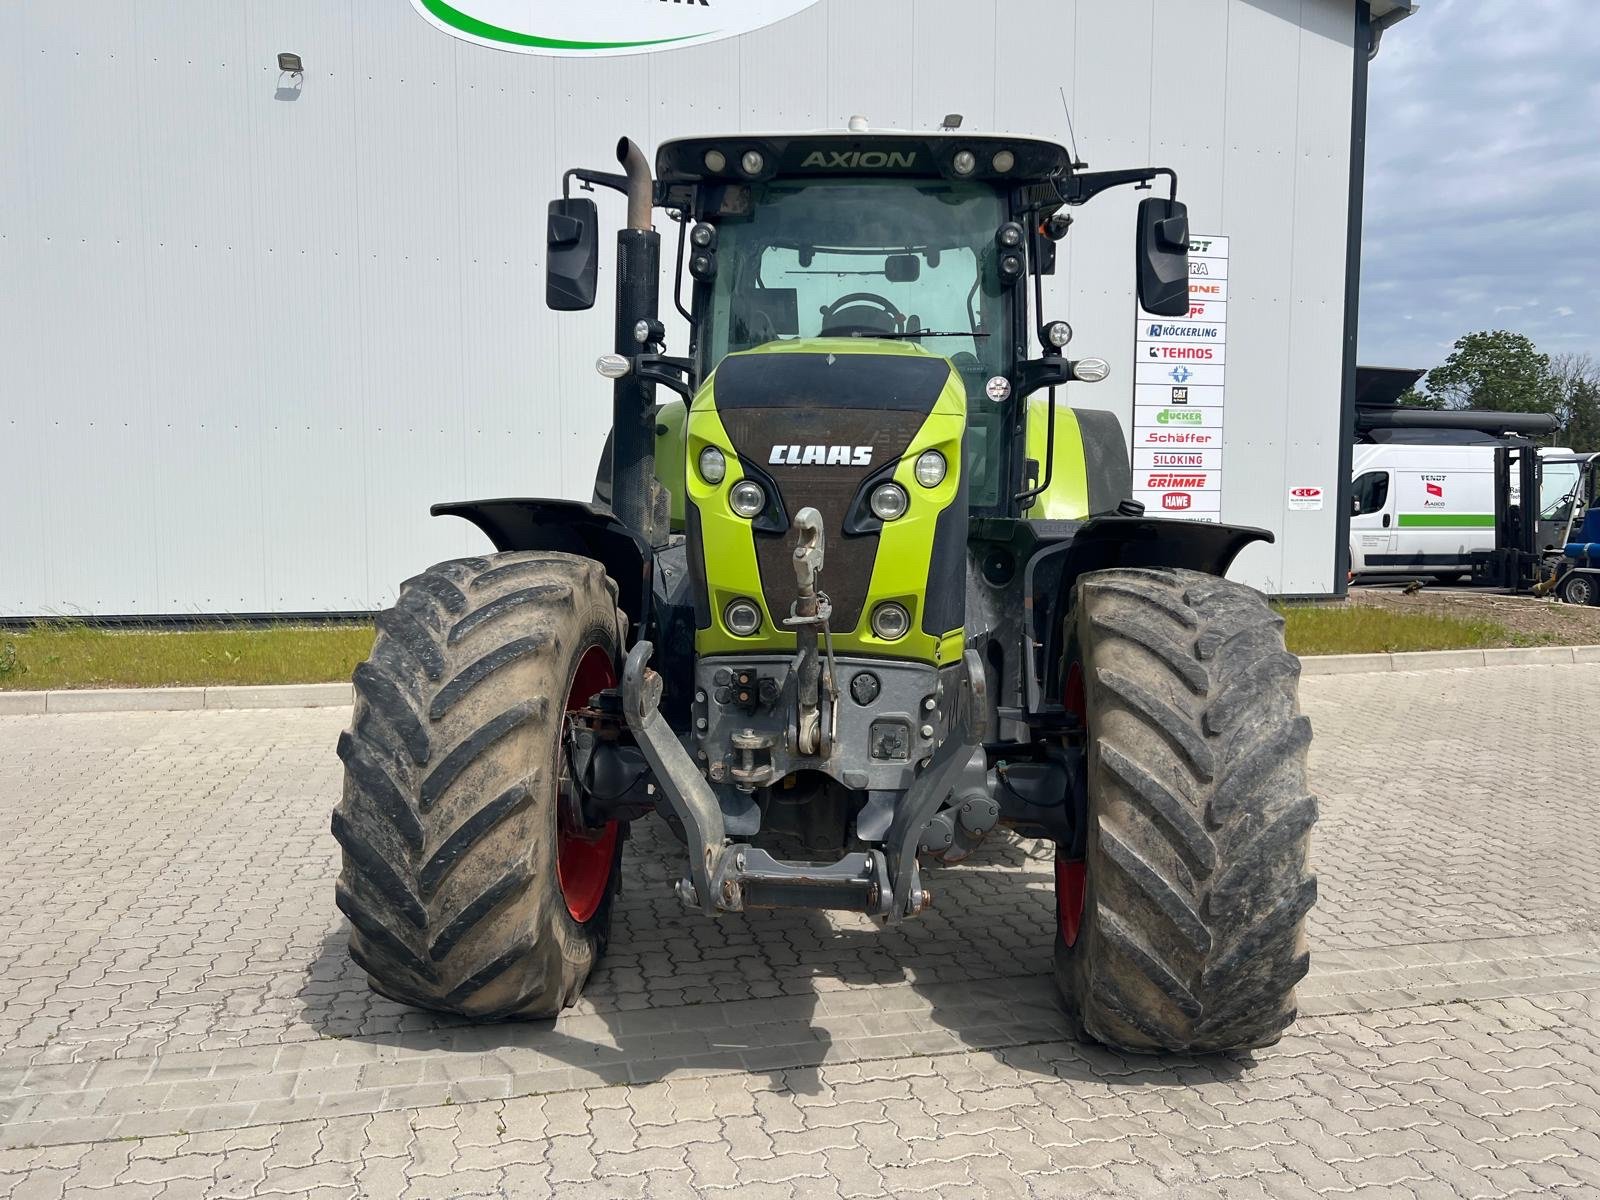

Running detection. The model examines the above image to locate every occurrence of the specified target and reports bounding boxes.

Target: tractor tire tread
[333,550,621,1020]
[1058,566,1316,1054]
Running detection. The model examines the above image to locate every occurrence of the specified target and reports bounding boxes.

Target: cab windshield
[703,177,1012,507]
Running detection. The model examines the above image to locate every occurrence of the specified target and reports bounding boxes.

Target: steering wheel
[819,292,906,337]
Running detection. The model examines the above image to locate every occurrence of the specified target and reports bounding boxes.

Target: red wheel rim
[557,645,620,924]
[1057,660,1087,948]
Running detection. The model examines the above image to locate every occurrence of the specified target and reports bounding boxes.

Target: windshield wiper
[864,330,991,340]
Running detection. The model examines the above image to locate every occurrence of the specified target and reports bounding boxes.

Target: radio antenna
[1058,86,1088,170]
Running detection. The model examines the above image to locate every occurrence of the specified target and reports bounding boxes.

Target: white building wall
[0,0,1356,616]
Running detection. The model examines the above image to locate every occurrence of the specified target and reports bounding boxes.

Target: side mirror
[546,197,599,311]
[1135,196,1190,317]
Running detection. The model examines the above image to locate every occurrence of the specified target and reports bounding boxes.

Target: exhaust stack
[610,137,667,548]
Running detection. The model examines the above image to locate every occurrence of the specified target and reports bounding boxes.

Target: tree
[1551,353,1600,452]
[1396,387,1445,409]
[1423,330,1560,416]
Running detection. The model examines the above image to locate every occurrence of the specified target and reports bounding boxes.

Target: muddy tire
[1054,567,1317,1053]
[332,551,625,1019]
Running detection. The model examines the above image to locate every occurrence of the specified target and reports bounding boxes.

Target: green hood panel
[680,341,968,663]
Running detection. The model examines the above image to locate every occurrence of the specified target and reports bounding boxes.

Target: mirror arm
[1057,166,1178,206]
[635,354,697,403]
[563,167,632,200]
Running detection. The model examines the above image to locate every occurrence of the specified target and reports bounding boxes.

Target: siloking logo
[1162,492,1193,511]
[410,0,824,57]
[1155,409,1204,425]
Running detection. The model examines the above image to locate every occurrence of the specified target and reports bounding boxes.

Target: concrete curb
[0,682,353,716]
[1300,644,1600,676]
[2,646,1597,713]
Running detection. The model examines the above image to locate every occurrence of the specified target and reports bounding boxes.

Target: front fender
[432,498,651,632]
[1022,516,1273,713]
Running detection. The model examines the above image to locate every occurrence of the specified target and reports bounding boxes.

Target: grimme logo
[769,444,873,466]
[1148,474,1207,489]
[410,0,823,57]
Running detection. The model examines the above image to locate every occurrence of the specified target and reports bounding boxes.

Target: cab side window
[1352,471,1389,516]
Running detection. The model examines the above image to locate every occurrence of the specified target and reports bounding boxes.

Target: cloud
[1358,0,1600,371]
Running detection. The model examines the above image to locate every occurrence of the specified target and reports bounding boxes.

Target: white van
[1349,444,1576,580]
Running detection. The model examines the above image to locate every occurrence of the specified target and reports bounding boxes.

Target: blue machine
[1545,452,1600,607]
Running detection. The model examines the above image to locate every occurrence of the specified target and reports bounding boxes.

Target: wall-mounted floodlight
[277,52,303,74]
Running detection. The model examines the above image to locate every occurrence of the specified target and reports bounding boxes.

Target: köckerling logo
[411,0,825,58]
[769,444,873,466]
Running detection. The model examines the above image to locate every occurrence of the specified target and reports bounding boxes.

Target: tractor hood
[684,339,968,662]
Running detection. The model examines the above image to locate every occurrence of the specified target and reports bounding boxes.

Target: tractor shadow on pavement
[296,826,1255,1096]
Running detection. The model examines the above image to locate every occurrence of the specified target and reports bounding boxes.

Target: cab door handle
[1382,514,1391,528]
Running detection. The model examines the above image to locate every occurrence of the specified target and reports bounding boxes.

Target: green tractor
[333,122,1316,1053]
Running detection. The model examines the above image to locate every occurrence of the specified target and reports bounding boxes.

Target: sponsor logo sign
[1136,448,1223,471]
[1287,485,1324,512]
[1133,232,1229,521]
[410,0,824,57]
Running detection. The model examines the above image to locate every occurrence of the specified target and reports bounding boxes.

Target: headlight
[740,149,765,176]
[698,446,726,485]
[729,480,765,518]
[913,451,946,489]
[871,603,911,641]
[991,149,1015,174]
[724,599,762,637]
[869,482,908,521]
[952,149,977,176]
[1044,320,1073,349]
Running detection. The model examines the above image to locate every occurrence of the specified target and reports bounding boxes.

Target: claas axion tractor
[333,120,1317,1054]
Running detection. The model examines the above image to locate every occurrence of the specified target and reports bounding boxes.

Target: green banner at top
[412,0,824,57]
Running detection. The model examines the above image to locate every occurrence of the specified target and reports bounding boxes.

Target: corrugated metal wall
[0,0,1356,616]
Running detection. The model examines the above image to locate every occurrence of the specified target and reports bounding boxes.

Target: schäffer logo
[411,0,825,57]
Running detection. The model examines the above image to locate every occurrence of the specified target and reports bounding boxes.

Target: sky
[1357,0,1600,373]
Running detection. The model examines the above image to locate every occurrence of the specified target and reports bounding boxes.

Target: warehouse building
[0,0,1414,617]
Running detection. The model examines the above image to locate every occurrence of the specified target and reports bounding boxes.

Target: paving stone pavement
[1,662,1599,1197]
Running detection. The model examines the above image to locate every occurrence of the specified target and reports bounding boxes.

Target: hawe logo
[769,444,872,466]
[1162,492,1193,511]
[410,0,824,57]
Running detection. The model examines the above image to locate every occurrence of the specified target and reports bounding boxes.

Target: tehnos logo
[1147,345,1215,361]
[769,444,872,466]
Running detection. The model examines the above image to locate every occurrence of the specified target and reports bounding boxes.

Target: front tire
[1558,571,1597,607]
[1055,567,1317,1053]
[332,551,624,1019]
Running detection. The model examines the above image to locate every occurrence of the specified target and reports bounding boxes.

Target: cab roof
[656,129,1077,186]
